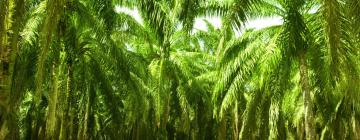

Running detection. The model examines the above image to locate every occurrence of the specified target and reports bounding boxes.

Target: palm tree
[117,1,222,139]
[0,0,29,139]
[214,0,360,139]
[0,0,133,139]
[309,0,360,138]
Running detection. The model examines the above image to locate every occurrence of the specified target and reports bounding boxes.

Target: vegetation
[0,0,359,139]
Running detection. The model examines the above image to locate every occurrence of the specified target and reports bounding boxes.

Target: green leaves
[2,0,360,139]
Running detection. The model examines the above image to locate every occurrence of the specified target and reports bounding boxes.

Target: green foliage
[0,0,359,139]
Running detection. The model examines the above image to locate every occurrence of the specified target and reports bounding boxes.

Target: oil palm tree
[0,0,32,139]
[309,0,360,139]
[0,0,133,139]
[214,0,360,139]
[116,1,222,139]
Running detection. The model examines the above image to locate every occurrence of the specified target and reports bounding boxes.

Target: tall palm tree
[0,0,29,139]
[309,0,360,138]
[214,0,360,139]
[117,1,222,139]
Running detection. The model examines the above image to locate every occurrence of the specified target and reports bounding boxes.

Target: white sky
[115,6,283,36]
[115,6,144,24]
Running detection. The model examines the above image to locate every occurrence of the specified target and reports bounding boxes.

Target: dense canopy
[0,0,359,139]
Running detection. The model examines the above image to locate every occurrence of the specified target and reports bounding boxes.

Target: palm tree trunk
[80,90,90,140]
[233,103,239,140]
[0,0,8,97]
[218,118,227,140]
[0,1,25,139]
[297,121,305,140]
[60,61,74,140]
[8,0,25,90]
[299,52,315,140]
[258,96,270,139]
[80,85,95,140]
[158,39,171,138]
[46,63,59,139]
[67,62,74,138]
[0,1,9,94]
[161,94,171,137]
[351,113,358,140]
